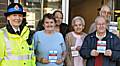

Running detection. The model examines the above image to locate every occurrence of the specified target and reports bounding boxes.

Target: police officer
[0,3,35,66]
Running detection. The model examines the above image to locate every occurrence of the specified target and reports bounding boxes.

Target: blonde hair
[72,16,85,27]
[101,5,111,11]
[99,5,111,15]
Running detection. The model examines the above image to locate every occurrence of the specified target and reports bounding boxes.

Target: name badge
[48,50,57,62]
[71,51,79,57]
[71,47,79,57]
[97,41,106,53]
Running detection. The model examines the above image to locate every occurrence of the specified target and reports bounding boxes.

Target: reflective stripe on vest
[0,58,2,61]
[4,55,32,60]
[2,29,13,55]
[1,28,31,60]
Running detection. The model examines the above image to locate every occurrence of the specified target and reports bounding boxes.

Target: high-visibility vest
[0,26,35,66]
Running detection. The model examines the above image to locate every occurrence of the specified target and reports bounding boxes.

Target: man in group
[80,16,120,66]
[0,3,35,66]
[89,5,111,33]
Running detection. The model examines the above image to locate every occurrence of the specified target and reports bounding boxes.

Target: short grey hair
[95,16,106,23]
[72,16,85,26]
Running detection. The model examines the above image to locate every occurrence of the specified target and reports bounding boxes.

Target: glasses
[96,23,106,26]
[101,11,111,15]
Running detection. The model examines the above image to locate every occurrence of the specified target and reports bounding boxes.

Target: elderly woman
[33,13,66,66]
[65,16,87,66]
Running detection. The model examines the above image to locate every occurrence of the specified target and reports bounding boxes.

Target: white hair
[95,16,106,23]
[72,16,85,26]
[99,5,111,15]
[100,5,111,11]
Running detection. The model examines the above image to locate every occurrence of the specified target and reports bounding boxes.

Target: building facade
[1,0,120,32]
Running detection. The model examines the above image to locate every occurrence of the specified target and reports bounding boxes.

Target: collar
[90,30,113,40]
[6,20,27,34]
[12,26,20,32]
[6,21,21,34]
[96,32,106,40]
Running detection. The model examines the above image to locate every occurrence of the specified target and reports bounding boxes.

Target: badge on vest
[48,50,57,62]
[97,41,106,53]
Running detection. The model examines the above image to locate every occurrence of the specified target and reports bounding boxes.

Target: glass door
[19,0,62,31]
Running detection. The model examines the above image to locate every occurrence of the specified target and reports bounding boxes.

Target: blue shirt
[33,30,66,66]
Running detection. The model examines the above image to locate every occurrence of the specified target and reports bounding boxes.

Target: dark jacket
[80,30,120,66]
[60,23,68,38]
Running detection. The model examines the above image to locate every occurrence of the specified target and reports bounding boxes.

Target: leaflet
[97,41,106,53]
